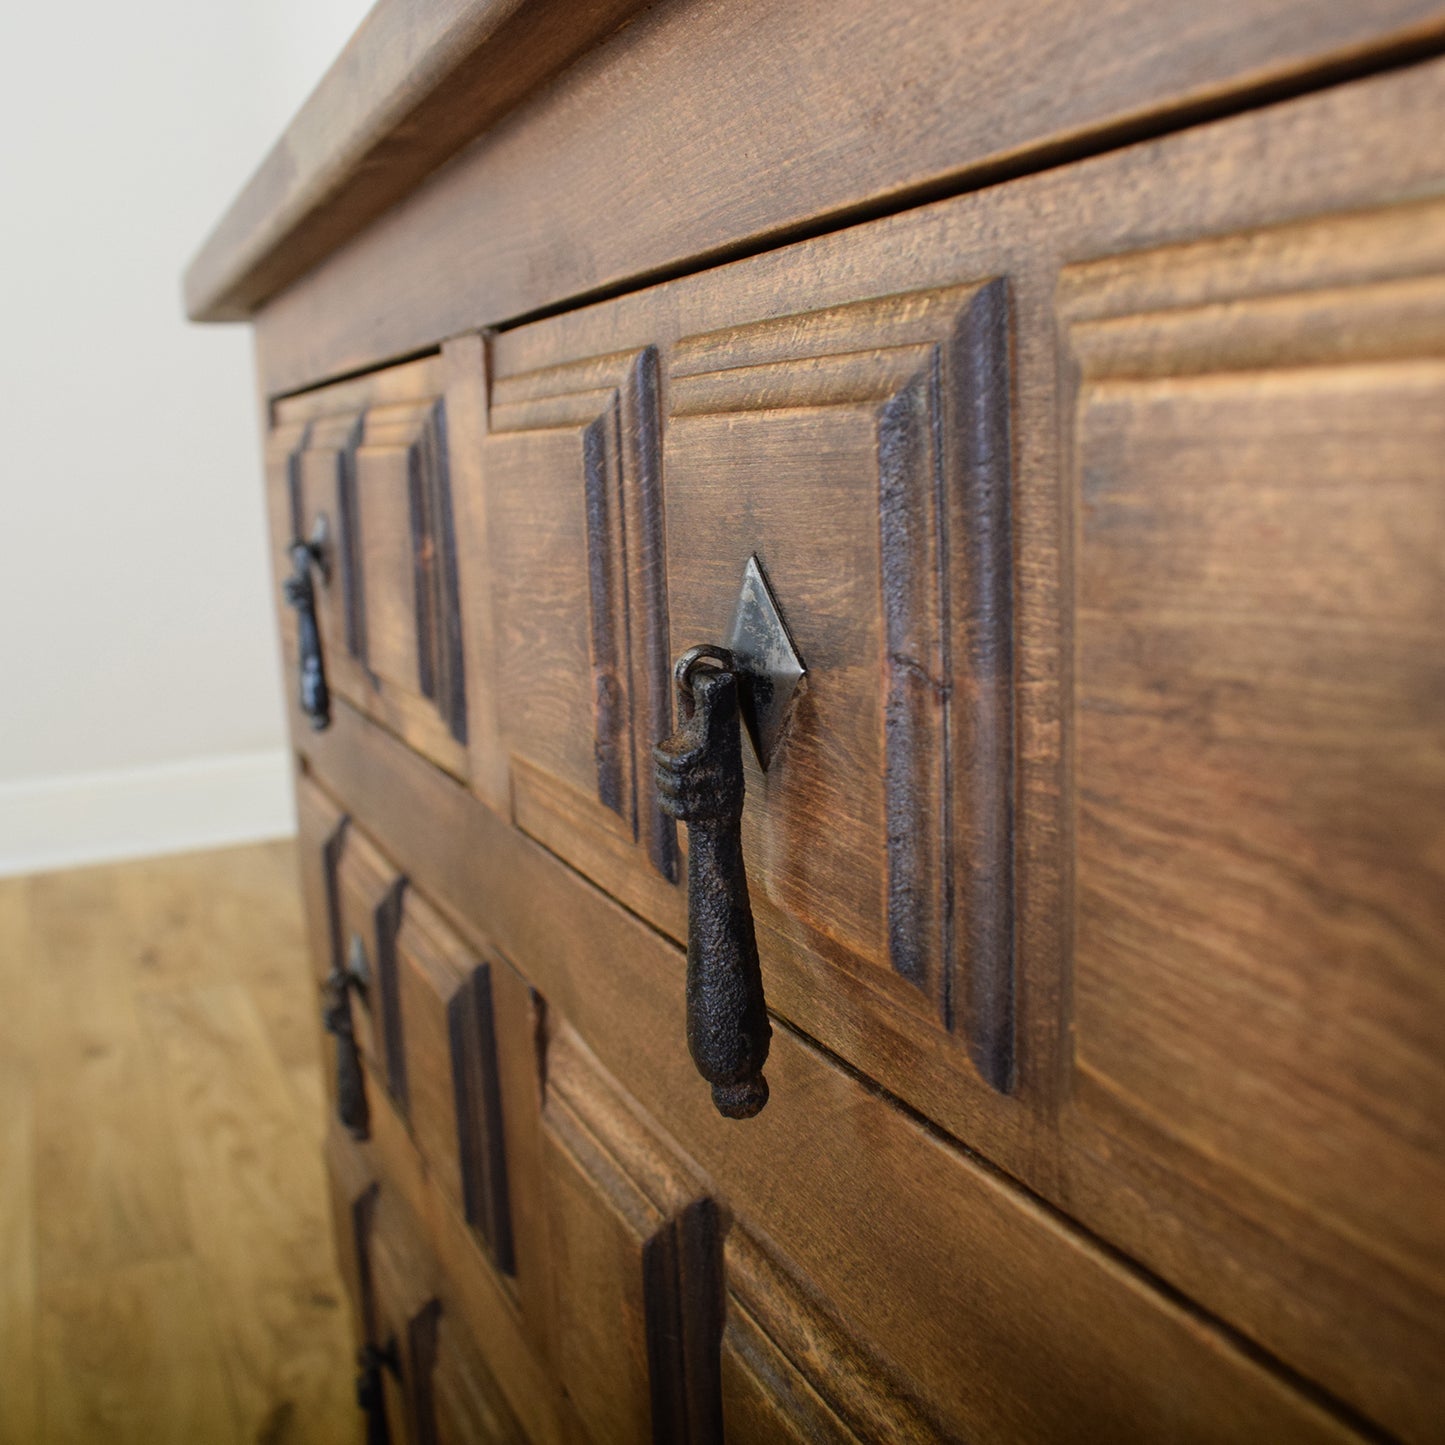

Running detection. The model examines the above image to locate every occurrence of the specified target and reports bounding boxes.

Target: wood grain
[483,343,678,897]
[141,984,354,1442]
[274,355,469,778]
[38,1258,239,1445]
[298,704,1363,1443]
[27,867,192,1283]
[1058,200,1445,1442]
[248,1,1445,395]
[357,58,1445,1436]
[184,0,651,320]
[0,1063,37,1445]
[224,18,1445,1444]
[0,844,354,1444]
[721,1226,946,1442]
[432,1315,527,1444]
[541,1024,723,1445]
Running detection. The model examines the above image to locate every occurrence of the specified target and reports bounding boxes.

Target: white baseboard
[0,749,297,878]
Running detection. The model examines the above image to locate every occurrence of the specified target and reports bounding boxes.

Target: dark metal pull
[654,646,772,1119]
[356,1342,398,1445]
[283,530,331,730]
[324,965,369,1140]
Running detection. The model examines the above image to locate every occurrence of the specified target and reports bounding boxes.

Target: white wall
[0,0,374,875]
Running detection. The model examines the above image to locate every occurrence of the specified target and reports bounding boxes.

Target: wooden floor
[0,841,356,1444]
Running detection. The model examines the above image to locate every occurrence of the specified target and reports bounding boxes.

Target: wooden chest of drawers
[189,3,1445,1439]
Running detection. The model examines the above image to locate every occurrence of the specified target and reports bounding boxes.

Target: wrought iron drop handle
[323,964,369,1140]
[654,646,772,1119]
[283,532,331,731]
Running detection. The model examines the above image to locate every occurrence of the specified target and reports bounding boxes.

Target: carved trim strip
[877,359,949,1001]
[403,398,468,744]
[644,1197,724,1445]
[318,412,367,662]
[428,402,469,746]
[625,347,676,882]
[947,277,1015,1091]
[373,875,409,1112]
[582,405,629,816]
[275,417,312,541]
[668,283,1016,1091]
[666,332,951,1006]
[450,961,515,1274]
[408,423,437,704]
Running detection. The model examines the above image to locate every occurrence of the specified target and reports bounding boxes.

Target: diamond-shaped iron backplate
[726,555,806,771]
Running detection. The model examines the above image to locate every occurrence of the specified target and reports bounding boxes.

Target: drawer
[534,1023,1354,1444]
[317,812,517,1275]
[267,355,468,777]
[473,256,1023,1153]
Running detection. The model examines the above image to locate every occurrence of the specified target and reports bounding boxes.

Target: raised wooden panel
[666,280,1015,1089]
[273,355,468,776]
[1059,197,1445,1439]
[721,1229,941,1444]
[395,892,514,1273]
[484,345,681,925]
[335,827,407,1106]
[541,1026,722,1445]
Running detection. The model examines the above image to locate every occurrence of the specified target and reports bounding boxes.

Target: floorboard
[0,841,354,1444]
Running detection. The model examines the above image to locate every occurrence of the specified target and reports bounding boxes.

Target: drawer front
[1055,199,1445,1437]
[321,818,517,1273]
[663,280,1014,1087]
[269,356,468,776]
[470,264,1026,1167]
